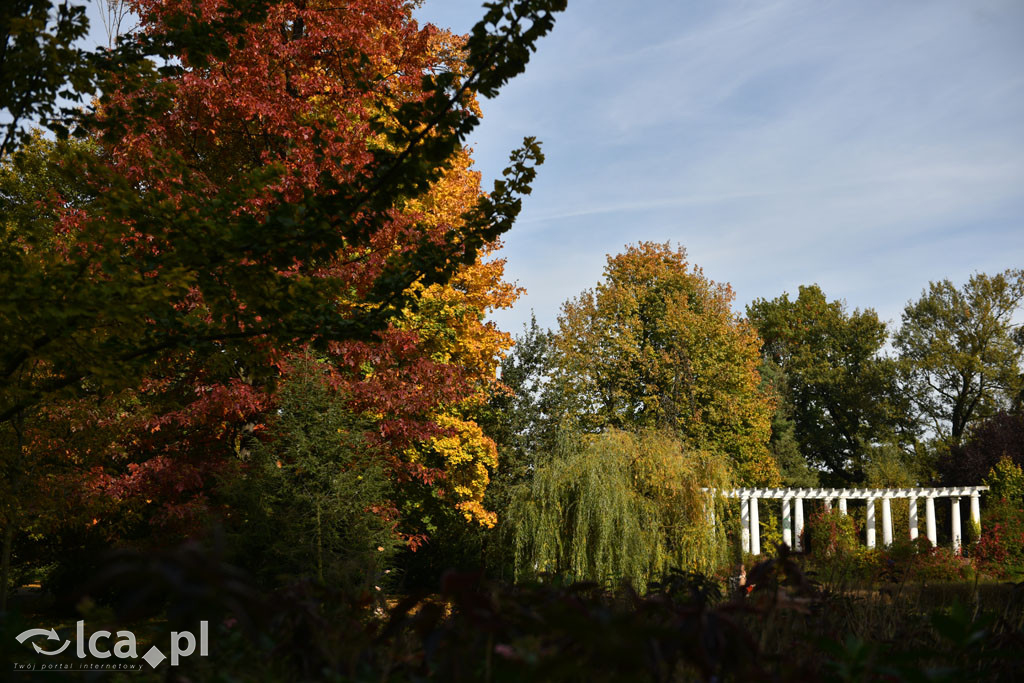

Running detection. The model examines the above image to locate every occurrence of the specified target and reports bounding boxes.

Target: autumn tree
[747,284,906,484]
[0,134,117,610]
[83,40,525,540]
[0,0,565,604]
[1,0,563,426]
[895,270,1024,445]
[552,242,778,486]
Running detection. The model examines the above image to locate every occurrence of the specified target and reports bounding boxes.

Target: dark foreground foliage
[3,543,1023,681]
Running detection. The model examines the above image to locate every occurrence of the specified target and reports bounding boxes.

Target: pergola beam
[708,486,989,499]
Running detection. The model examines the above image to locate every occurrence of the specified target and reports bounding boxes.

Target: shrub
[907,544,974,583]
[805,506,860,559]
[863,536,975,584]
[983,456,1024,504]
[59,542,1023,682]
[973,498,1024,579]
[803,506,869,584]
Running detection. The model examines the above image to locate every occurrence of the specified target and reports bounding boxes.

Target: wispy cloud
[417,0,1024,334]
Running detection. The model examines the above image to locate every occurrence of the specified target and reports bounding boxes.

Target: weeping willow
[507,428,733,587]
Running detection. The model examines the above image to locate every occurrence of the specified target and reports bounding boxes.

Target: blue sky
[414,0,1024,337]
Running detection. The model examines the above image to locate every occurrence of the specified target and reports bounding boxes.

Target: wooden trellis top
[704,486,989,499]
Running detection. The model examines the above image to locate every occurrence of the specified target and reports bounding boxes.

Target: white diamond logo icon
[142,646,166,669]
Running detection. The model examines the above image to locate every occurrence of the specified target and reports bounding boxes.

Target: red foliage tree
[64,0,531,543]
[2,0,566,605]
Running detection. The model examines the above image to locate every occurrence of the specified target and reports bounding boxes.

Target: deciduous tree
[747,284,904,484]
[507,428,732,586]
[2,0,563,426]
[552,242,778,486]
[0,0,565,605]
[895,270,1024,444]
[940,410,1024,486]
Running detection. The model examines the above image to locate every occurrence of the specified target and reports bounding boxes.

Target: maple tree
[65,149,519,553]
[550,242,779,486]
[1,0,564,426]
[0,0,565,605]
[80,9,527,535]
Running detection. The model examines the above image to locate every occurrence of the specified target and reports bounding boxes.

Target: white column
[782,498,792,548]
[909,496,918,541]
[794,498,805,551]
[970,491,981,540]
[881,496,893,547]
[824,497,832,511]
[866,498,876,548]
[838,497,848,515]
[740,493,750,554]
[750,496,761,556]
[925,496,937,547]
[951,497,962,552]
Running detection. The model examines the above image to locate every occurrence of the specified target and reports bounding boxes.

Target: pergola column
[881,496,893,547]
[970,491,981,539]
[740,493,750,554]
[951,497,962,552]
[908,496,918,540]
[866,498,876,548]
[749,496,761,556]
[709,486,989,556]
[925,496,937,547]
[794,498,805,551]
[782,498,792,548]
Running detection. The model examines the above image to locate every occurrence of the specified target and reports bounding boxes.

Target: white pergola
[707,487,989,555]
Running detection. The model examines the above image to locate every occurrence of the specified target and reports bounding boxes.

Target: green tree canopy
[484,313,555,496]
[895,269,1024,444]
[747,284,905,484]
[1,0,94,157]
[758,361,819,487]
